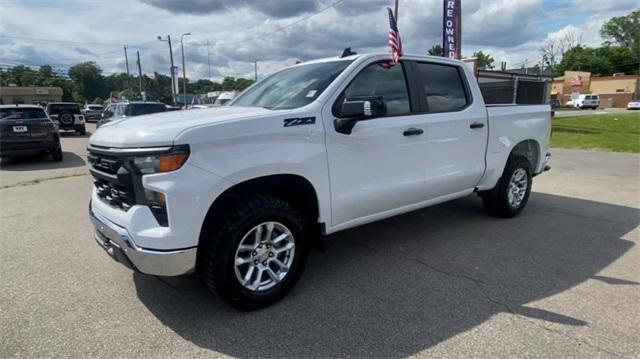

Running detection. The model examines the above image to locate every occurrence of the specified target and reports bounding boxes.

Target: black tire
[199,195,309,310]
[77,125,86,135]
[52,147,63,162]
[480,155,532,218]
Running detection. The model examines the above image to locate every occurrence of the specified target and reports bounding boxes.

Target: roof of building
[0,104,45,109]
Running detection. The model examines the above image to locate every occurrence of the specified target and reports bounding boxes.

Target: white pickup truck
[88,53,551,310]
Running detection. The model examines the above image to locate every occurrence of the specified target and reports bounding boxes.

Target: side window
[414,62,469,113]
[336,62,411,117]
[103,106,114,119]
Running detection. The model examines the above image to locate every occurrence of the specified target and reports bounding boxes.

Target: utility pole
[254,60,258,82]
[180,33,191,107]
[136,51,143,98]
[157,35,177,106]
[123,45,131,93]
[123,45,130,76]
[207,40,211,79]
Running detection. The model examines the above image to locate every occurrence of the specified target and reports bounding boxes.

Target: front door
[324,61,428,228]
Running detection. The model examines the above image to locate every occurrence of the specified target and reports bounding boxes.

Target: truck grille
[94,179,134,210]
[88,149,135,211]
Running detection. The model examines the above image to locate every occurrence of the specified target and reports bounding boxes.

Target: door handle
[470,122,485,129]
[403,128,424,136]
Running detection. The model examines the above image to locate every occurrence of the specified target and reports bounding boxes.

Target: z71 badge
[283,117,315,127]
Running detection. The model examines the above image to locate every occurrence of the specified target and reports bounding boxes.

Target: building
[551,72,638,108]
[0,86,63,105]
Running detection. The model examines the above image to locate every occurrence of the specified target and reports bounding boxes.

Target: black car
[45,102,86,135]
[97,101,167,128]
[0,105,63,161]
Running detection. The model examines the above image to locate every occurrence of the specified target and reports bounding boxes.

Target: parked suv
[46,102,86,135]
[82,104,104,122]
[97,101,167,128]
[0,105,63,161]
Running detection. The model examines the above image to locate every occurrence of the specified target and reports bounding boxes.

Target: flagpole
[394,0,399,24]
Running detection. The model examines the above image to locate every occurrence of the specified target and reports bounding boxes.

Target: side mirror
[334,96,385,135]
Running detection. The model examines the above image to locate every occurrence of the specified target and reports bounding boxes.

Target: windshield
[126,103,167,116]
[231,60,352,110]
[1,108,48,121]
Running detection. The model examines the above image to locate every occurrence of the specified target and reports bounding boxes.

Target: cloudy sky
[0,0,637,81]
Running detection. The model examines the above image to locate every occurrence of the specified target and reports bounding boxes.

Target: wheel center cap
[255,247,269,261]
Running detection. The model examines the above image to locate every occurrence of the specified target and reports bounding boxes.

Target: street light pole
[180,32,191,107]
[157,35,177,106]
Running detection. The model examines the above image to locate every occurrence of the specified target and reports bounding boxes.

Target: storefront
[0,86,63,105]
[551,72,638,108]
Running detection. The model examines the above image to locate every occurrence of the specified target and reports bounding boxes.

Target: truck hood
[89,106,279,147]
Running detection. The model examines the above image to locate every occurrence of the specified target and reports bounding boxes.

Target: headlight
[131,147,189,175]
[128,145,189,227]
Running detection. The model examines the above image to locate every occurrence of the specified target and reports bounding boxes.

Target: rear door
[406,60,488,199]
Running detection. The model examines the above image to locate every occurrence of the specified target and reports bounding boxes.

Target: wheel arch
[198,173,324,252]
[510,139,540,172]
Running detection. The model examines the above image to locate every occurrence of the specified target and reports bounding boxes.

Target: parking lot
[1,125,638,358]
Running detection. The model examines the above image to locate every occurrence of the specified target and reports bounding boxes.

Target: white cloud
[0,0,637,81]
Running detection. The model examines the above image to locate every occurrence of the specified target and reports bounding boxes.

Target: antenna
[340,47,357,58]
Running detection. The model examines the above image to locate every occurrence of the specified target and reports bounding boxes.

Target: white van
[574,94,599,110]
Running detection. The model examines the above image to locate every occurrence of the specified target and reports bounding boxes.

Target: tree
[472,51,495,70]
[600,10,639,57]
[427,44,443,56]
[556,45,613,76]
[68,61,105,102]
[39,65,53,78]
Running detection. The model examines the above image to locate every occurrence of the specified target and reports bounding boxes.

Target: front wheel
[480,156,532,218]
[199,195,308,310]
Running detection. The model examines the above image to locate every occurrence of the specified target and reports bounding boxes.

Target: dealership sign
[442,0,461,59]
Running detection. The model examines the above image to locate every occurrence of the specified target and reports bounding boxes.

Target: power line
[0,34,134,47]
[207,0,345,47]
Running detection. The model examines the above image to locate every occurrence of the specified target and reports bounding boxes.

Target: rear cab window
[47,103,81,115]
[410,62,470,113]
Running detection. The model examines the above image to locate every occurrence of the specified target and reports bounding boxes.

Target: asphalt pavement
[0,125,638,358]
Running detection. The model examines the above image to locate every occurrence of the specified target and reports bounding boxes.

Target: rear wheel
[199,195,308,310]
[52,147,63,162]
[76,125,86,135]
[481,155,532,218]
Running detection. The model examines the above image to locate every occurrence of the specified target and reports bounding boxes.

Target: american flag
[387,7,403,64]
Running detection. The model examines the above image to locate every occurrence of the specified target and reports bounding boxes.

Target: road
[1,126,638,358]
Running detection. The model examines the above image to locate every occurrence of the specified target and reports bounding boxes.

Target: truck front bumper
[90,206,197,276]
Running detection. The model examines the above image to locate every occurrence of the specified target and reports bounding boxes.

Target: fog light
[144,188,165,204]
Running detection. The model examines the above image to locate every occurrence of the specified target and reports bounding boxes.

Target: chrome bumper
[89,207,197,276]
